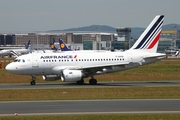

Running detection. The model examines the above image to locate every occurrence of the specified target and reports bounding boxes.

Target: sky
[0,0,180,32]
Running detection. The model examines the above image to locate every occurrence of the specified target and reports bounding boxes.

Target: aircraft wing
[79,62,131,75]
[80,61,130,69]
[52,61,130,75]
[52,62,131,74]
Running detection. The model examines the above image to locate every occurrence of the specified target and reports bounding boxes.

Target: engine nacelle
[42,75,61,81]
[61,70,83,82]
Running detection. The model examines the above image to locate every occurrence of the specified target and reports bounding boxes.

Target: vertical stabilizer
[50,39,57,51]
[129,15,164,53]
[25,40,30,49]
[59,39,72,51]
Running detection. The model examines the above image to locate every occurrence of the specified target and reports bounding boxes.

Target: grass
[1,114,180,120]
[0,58,180,118]
[0,87,180,101]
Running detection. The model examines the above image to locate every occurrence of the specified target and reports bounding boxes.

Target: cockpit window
[13,59,25,63]
[14,59,18,62]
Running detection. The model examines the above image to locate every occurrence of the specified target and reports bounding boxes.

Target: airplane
[0,40,30,57]
[5,15,166,85]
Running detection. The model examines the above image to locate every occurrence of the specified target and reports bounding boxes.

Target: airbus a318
[6,15,166,85]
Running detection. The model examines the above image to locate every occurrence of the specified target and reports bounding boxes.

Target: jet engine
[61,70,83,82]
[42,75,61,81]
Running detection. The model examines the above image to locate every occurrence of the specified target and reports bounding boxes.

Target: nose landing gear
[30,75,36,85]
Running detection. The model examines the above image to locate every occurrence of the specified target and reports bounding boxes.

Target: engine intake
[61,70,83,82]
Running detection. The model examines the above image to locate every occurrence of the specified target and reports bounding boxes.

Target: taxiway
[0,80,180,90]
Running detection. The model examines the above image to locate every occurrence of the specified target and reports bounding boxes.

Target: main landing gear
[30,75,36,85]
[89,79,97,85]
[89,76,97,85]
[76,77,97,85]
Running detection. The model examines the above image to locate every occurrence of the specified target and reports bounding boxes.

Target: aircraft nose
[5,64,16,73]
[5,64,11,71]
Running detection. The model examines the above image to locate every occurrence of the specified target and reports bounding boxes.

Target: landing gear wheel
[30,75,36,85]
[76,79,84,85]
[89,79,97,85]
[31,80,36,85]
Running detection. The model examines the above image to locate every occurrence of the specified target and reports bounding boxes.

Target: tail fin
[25,40,30,49]
[49,39,57,51]
[129,15,164,53]
[59,39,72,51]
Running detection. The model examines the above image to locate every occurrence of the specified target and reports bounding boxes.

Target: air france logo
[61,43,65,49]
[40,55,77,59]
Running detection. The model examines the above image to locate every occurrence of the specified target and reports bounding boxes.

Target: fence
[0,58,14,69]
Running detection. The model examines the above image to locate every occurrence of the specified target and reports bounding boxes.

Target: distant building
[116,27,131,41]
[158,30,180,53]
[0,32,114,50]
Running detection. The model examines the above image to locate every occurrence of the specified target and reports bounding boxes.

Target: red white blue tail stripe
[130,15,164,53]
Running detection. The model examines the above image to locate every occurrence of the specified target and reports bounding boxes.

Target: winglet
[129,15,164,53]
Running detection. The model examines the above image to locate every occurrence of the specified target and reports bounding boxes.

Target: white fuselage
[5,50,166,76]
